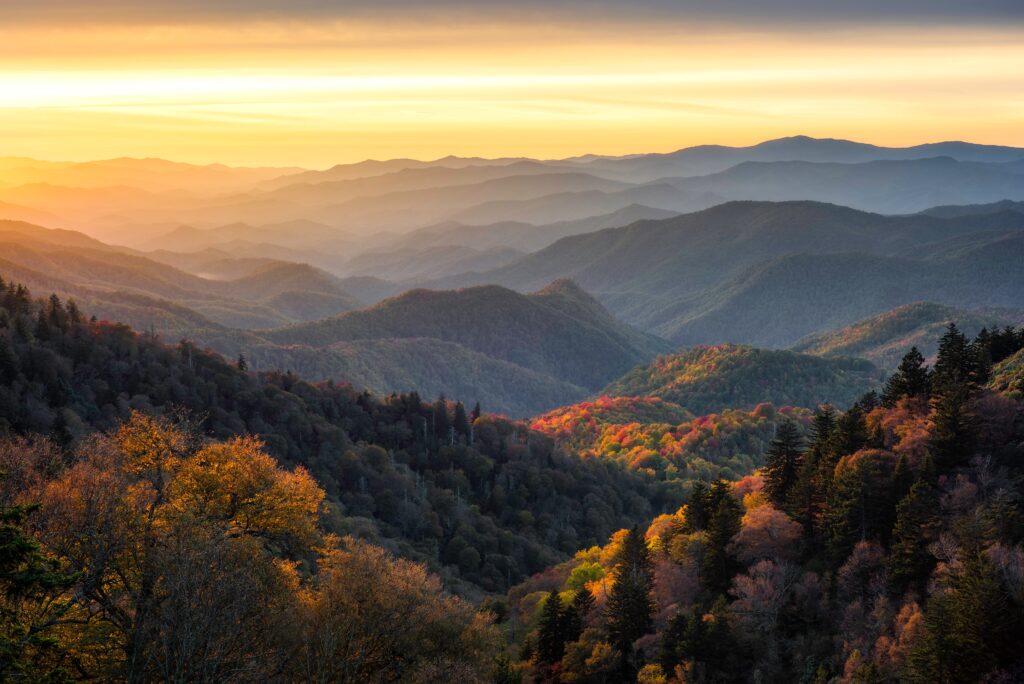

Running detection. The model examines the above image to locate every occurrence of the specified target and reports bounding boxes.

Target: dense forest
[500,324,1024,682]
[0,277,675,598]
[4,273,1024,682]
[603,344,883,416]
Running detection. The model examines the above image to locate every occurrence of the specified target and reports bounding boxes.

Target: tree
[928,383,976,470]
[882,347,930,406]
[888,481,941,597]
[236,353,248,371]
[605,526,654,659]
[702,481,743,594]
[683,481,710,532]
[453,402,470,439]
[537,590,565,664]
[562,587,594,645]
[0,501,77,683]
[762,421,803,509]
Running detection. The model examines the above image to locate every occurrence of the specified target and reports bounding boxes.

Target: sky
[1,1,1022,167]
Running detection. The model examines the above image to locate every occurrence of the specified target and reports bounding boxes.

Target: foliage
[603,344,883,416]
[0,277,673,594]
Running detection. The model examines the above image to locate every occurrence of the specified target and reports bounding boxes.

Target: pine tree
[471,401,481,422]
[453,401,470,439]
[683,481,710,532]
[0,502,78,682]
[887,481,941,597]
[928,382,976,470]
[537,590,565,664]
[702,481,742,594]
[882,347,930,406]
[830,406,868,458]
[762,421,803,509]
[237,353,248,371]
[605,526,654,658]
[562,587,594,644]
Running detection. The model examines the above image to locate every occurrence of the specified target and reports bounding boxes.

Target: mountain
[662,156,1024,214]
[0,276,673,597]
[445,184,721,226]
[920,199,1024,219]
[228,337,590,418]
[532,400,812,484]
[261,280,672,398]
[391,204,681,252]
[0,222,364,333]
[440,201,1024,345]
[574,135,1024,182]
[792,302,1024,368]
[258,154,529,189]
[602,344,883,415]
[336,245,525,282]
[989,347,1024,398]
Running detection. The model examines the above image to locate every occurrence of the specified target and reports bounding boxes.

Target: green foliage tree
[0,502,77,683]
[537,590,565,664]
[702,481,742,594]
[882,347,930,406]
[605,526,654,659]
[888,480,941,597]
[762,421,803,509]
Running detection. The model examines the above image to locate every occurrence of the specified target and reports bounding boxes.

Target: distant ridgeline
[0,275,675,595]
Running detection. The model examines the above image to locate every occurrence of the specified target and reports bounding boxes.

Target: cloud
[2,0,1021,26]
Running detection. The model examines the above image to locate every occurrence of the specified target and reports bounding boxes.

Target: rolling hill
[792,302,1024,367]
[262,280,671,396]
[436,201,1024,346]
[602,344,884,415]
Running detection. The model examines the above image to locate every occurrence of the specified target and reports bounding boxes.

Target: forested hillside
[0,276,676,597]
[500,324,1024,682]
[793,302,1024,368]
[602,344,883,415]
[257,280,670,412]
[432,201,1024,345]
[533,399,814,487]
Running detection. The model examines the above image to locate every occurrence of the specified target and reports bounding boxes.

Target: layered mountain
[793,302,1024,368]
[437,201,1024,346]
[572,135,1024,182]
[602,344,883,415]
[662,156,1024,214]
[389,204,681,253]
[0,220,364,334]
[256,280,672,413]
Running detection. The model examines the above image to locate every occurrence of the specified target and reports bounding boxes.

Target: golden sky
[2,8,1023,167]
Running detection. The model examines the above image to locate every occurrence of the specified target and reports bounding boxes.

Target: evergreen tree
[928,383,976,470]
[888,481,941,597]
[683,481,710,532]
[605,526,654,658]
[471,402,481,422]
[0,502,78,682]
[762,421,803,509]
[825,453,893,564]
[537,590,565,664]
[562,587,594,644]
[453,401,470,439]
[830,406,868,459]
[236,353,248,372]
[882,347,930,406]
[702,481,742,594]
